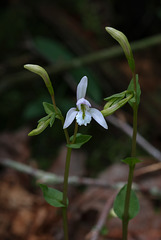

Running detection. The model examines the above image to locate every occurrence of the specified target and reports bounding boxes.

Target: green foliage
[38,113,56,127]
[102,90,133,117]
[50,113,56,127]
[114,184,140,220]
[104,91,126,102]
[28,119,51,136]
[28,101,63,136]
[39,184,66,207]
[43,102,55,114]
[67,133,92,149]
[43,102,62,119]
[127,75,141,107]
[38,114,52,123]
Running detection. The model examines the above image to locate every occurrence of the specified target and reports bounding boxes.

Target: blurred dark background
[0,0,161,172]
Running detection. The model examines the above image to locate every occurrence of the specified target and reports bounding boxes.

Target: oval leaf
[114,184,140,220]
[38,114,52,123]
[39,184,65,207]
[67,133,92,149]
[43,102,55,114]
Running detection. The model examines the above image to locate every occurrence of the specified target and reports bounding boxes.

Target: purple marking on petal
[76,98,91,107]
[63,108,77,129]
[77,76,88,100]
[89,108,108,129]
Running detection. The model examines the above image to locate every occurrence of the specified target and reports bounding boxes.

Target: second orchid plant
[24,27,141,240]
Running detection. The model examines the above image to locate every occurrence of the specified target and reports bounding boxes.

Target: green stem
[61,117,70,144]
[62,208,69,240]
[50,89,72,240]
[51,95,57,112]
[62,122,78,240]
[131,72,138,158]
[62,147,72,240]
[51,94,70,144]
[62,148,72,205]
[122,72,138,240]
[72,122,78,143]
[122,165,135,240]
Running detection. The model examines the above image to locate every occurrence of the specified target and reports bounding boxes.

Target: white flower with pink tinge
[63,76,108,129]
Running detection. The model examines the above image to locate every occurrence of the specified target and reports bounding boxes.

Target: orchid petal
[89,108,108,129]
[77,76,88,100]
[63,108,77,129]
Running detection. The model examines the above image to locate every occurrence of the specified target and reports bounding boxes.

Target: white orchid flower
[63,76,108,129]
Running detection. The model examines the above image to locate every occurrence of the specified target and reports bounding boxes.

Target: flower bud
[28,119,50,136]
[105,27,135,72]
[24,64,54,96]
[101,92,133,117]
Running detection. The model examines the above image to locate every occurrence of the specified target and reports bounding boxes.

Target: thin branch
[85,191,118,240]
[1,33,161,93]
[134,162,161,177]
[107,115,161,162]
[0,158,112,188]
[1,158,161,198]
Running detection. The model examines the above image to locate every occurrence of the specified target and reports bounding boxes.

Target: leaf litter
[0,129,161,240]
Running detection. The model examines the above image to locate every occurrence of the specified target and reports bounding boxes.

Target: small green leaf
[127,75,141,107]
[122,157,141,166]
[38,114,52,123]
[39,184,66,207]
[43,102,62,120]
[50,113,56,127]
[66,133,92,149]
[102,91,133,117]
[113,184,140,220]
[55,107,63,120]
[43,102,55,114]
[104,91,126,101]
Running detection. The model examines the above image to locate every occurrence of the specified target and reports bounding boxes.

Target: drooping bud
[24,64,54,96]
[105,27,135,72]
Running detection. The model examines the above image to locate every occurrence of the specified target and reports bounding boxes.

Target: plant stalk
[51,94,70,144]
[122,71,138,240]
[62,122,78,240]
[50,89,71,240]
[62,147,72,240]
